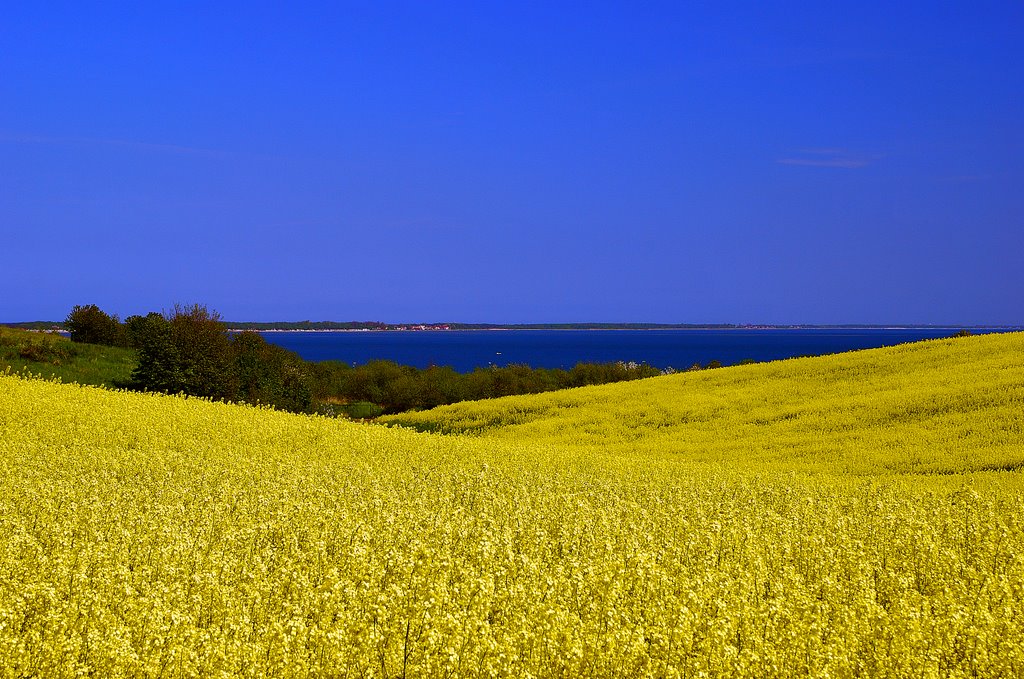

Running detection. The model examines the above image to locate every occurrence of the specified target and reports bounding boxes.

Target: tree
[65,304,124,346]
[168,304,233,399]
[128,313,185,393]
[420,365,466,408]
[232,331,313,412]
[128,304,232,399]
[124,314,153,349]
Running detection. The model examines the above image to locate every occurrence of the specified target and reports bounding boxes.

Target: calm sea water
[258,328,991,373]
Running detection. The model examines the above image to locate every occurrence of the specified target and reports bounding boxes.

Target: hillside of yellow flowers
[2,332,1023,676]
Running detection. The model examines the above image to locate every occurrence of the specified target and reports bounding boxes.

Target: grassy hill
[1,333,1023,676]
[0,326,135,387]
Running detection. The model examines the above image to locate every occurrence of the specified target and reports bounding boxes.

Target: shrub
[65,305,125,346]
[232,331,313,412]
[128,313,185,394]
[344,401,385,419]
[18,341,76,365]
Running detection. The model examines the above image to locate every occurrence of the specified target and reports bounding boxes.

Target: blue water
[258,328,994,373]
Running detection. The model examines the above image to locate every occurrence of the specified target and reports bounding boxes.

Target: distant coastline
[226,323,1024,333]
[4,320,1022,333]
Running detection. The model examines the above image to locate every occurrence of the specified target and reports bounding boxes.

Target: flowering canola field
[2,333,1023,677]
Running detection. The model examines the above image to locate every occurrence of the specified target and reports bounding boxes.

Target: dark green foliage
[65,304,125,346]
[168,304,233,399]
[124,314,153,349]
[126,306,314,412]
[334,361,422,411]
[232,331,312,412]
[307,358,664,415]
[128,313,185,394]
[60,303,675,417]
[129,306,230,397]
[343,401,385,419]
[129,305,235,399]
[420,365,467,406]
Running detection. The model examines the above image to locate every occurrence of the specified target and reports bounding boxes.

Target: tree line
[64,304,696,417]
[307,359,665,417]
[66,304,313,412]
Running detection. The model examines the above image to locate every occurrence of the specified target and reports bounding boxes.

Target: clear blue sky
[2,1,1021,324]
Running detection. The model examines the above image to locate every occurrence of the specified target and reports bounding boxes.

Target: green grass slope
[0,326,136,387]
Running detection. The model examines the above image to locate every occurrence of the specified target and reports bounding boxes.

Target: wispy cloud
[777,157,871,168]
[777,148,879,169]
[0,132,229,158]
[937,174,990,184]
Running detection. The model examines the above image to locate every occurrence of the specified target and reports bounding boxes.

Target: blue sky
[2,1,1022,324]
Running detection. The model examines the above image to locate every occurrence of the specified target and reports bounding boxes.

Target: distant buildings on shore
[388,324,451,332]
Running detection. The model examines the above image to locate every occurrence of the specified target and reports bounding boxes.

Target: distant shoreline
[227,325,1022,333]
[6,321,1022,333]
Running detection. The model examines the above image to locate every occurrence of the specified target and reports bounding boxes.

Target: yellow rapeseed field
[2,332,1023,677]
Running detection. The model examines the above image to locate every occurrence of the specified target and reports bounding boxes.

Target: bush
[169,304,234,399]
[232,331,312,412]
[128,307,314,412]
[65,305,125,346]
[344,401,385,419]
[18,341,76,365]
[128,313,185,394]
[128,305,232,398]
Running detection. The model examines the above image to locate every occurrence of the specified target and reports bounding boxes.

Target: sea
[257,328,1004,373]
